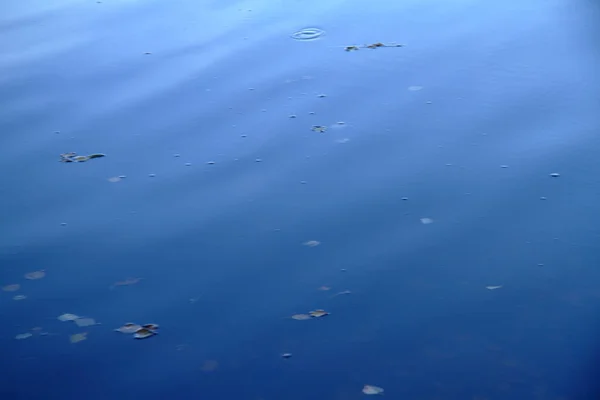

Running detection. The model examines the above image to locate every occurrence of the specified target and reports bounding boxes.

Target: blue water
[2,0,600,398]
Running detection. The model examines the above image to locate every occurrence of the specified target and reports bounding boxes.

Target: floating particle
[486,285,503,290]
[142,323,159,330]
[401,197,408,201]
[173,154,181,157]
[303,240,320,247]
[2,284,20,292]
[108,176,122,183]
[549,172,560,177]
[58,313,79,322]
[144,52,152,55]
[60,222,67,226]
[110,277,142,289]
[13,295,27,301]
[134,328,156,339]
[70,333,88,343]
[500,165,509,168]
[408,86,423,91]
[318,286,331,291]
[148,174,156,177]
[291,314,311,320]
[60,152,105,163]
[540,196,547,200]
[290,28,325,41]
[289,114,297,118]
[24,270,46,280]
[185,163,192,166]
[75,318,97,327]
[362,385,384,395]
[331,290,352,297]
[115,323,142,334]
[311,125,327,133]
[420,218,434,224]
[15,333,33,340]
[309,309,329,318]
[281,353,292,358]
[206,161,215,165]
[255,158,262,162]
[317,94,327,98]
[345,45,360,51]
[201,360,219,371]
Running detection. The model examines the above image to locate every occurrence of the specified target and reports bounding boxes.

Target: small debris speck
[550,172,560,177]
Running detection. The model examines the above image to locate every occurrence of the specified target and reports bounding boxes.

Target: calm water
[2,0,600,399]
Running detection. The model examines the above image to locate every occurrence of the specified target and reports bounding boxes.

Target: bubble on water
[290,28,325,40]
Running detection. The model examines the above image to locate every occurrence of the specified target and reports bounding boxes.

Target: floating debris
[311,125,327,133]
[318,286,331,291]
[24,270,46,280]
[549,172,560,178]
[134,328,156,339]
[60,152,106,163]
[345,43,403,51]
[408,86,423,91]
[15,333,33,340]
[291,314,312,321]
[420,218,434,224]
[309,309,329,318]
[115,323,142,334]
[303,240,320,247]
[110,277,142,289]
[70,333,88,343]
[331,290,352,298]
[486,285,503,290]
[317,94,327,98]
[13,295,27,301]
[281,353,292,358]
[2,284,20,292]
[58,313,80,322]
[142,323,159,330]
[201,360,219,372]
[74,318,97,327]
[362,385,384,395]
[290,28,325,40]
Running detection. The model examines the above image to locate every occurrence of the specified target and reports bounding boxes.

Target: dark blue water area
[2,0,600,398]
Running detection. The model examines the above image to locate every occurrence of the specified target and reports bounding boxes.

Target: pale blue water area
[2,0,600,399]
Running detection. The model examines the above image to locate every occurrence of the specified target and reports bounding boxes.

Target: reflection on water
[2,0,600,399]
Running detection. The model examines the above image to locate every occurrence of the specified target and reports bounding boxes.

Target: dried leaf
[2,284,20,292]
[311,126,327,133]
[115,323,142,334]
[70,333,88,343]
[486,285,503,290]
[309,309,329,318]
[24,270,46,280]
[291,314,311,320]
[133,328,156,339]
[58,313,80,322]
[363,385,384,395]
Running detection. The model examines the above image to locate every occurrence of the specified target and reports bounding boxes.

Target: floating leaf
[13,295,27,301]
[58,313,79,322]
[303,240,320,247]
[309,309,329,318]
[142,323,159,330]
[345,45,360,51]
[363,385,384,395]
[110,277,142,289]
[2,284,20,292]
[115,323,142,334]
[15,333,33,340]
[486,285,503,290]
[24,270,46,280]
[366,42,385,49]
[74,318,97,327]
[311,125,327,133]
[291,314,311,320]
[60,152,106,163]
[133,328,156,339]
[201,360,219,371]
[70,332,88,343]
